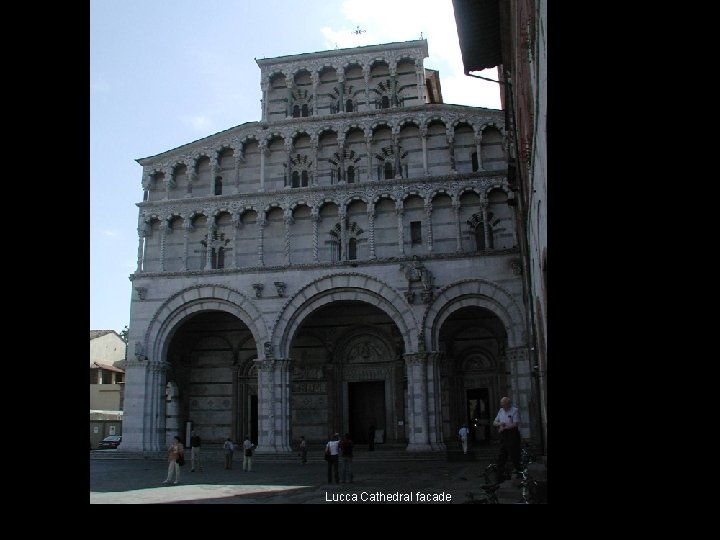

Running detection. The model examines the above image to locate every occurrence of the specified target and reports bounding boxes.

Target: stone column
[259,139,268,191]
[338,72,345,112]
[136,222,149,272]
[165,380,181,448]
[480,201,490,250]
[205,215,216,270]
[234,150,244,193]
[389,63,398,107]
[505,346,533,441]
[159,220,168,271]
[367,202,376,259]
[420,126,428,176]
[211,160,221,195]
[284,209,293,265]
[182,218,192,271]
[447,135,456,173]
[337,139,345,184]
[365,132,373,181]
[232,212,241,268]
[404,353,431,451]
[148,361,170,451]
[393,133,402,179]
[425,201,433,252]
[261,79,269,122]
[453,201,463,252]
[186,162,196,198]
[426,352,446,450]
[311,210,320,262]
[396,202,405,255]
[257,212,266,266]
[118,356,149,452]
[255,358,292,453]
[285,139,293,188]
[363,65,371,109]
[416,60,425,101]
[164,170,175,200]
[286,77,293,118]
[311,72,319,117]
[311,137,319,185]
[231,365,240,442]
[475,131,484,171]
[339,205,347,261]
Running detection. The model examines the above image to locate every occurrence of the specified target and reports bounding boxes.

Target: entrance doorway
[466,388,490,443]
[349,381,385,443]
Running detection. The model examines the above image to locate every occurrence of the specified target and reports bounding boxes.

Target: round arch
[423,279,526,349]
[143,284,269,364]
[272,273,418,358]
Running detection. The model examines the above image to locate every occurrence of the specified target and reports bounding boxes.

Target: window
[346,99,354,112]
[381,95,390,109]
[471,152,479,172]
[347,166,355,183]
[348,238,357,260]
[384,161,394,179]
[211,247,226,269]
[411,221,422,245]
[301,170,309,187]
[293,105,300,118]
[338,167,343,183]
[474,223,493,250]
[214,177,223,195]
[292,171,300,188]
[302,104,309,117]
[101,370,113,384]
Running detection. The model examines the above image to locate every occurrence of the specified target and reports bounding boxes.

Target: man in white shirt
[493,396,521,480]
[458,424,469,454]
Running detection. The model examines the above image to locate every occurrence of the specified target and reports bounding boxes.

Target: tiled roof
[91,362,125,373]
[90,330,116,340]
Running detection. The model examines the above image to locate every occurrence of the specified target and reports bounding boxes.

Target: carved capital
[252,283,264,298]
[135,286,147,301]
[274,281,286,297]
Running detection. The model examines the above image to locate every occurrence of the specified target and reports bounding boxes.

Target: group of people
[162,432,256,484]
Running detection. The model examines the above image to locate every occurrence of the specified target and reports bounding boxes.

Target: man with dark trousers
[493,397,521,481]
[190,431,203,472]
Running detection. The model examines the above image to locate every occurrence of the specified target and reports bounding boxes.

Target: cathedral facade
[123,40,531,453]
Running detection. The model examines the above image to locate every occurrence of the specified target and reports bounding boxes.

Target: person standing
[223,437,234,470]
[339,433,354,483]
[298,436,307,465]
[493,396,521,480]
[325,433,340,483]
[242,436,255,472]
[162,435,184,485]
[458,424,469,454]
[190,431,203,472]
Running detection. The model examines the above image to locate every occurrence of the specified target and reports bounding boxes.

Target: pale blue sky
[89,0,501,333]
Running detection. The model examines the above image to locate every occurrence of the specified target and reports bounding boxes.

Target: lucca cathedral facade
[123,40,533,454]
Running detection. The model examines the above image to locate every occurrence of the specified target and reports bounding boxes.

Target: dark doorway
[349,381,385,443]
[466,388,490,444]
[250,395,258,444]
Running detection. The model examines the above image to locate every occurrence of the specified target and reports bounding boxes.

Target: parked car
[98,435,122,449]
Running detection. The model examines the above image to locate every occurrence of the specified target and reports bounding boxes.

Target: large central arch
[272,273,418,358]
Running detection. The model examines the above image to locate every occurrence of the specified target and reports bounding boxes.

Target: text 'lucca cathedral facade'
[124,40,533,453]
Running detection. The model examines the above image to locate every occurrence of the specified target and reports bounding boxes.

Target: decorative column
[118,355,149,452]
[367,202,376,259]
[475,131,484,171]
[311,209,320,262]
[453,200,463,252]
[393,133,402,179]
[426,352,446,450]
[136,222,149,272]
[186,161,196,198]
[255,358,274,452]
[165,380,181,448]
[234,149,244,193]
[365,131,373,181]
[404,353,432,451]
[148,361,170,451]
[337,138,345,184]
[257,212,266,266]
[363,65,371,109]
[447,132,456,173]
[259,139,268,191]
[285,139,294,187]
[205,215,216,270]
[396,202,405,255]
[480,200,490,250]
[232,212,241,268]
[311,136,319,185]
[164,170,174,200]
[416,60,425,101]
[338,72,345,112]
[311,72,319,117]
[274,358,292,452]
[286,77,293,118]
[389,63,398,107]
[159,220,168,271]
[261,79,269,122]
[420,125,428,176]
[284,208,293,265]
[339,205,347,261]
[182,218,192,270]
[211,159,221,195]
[425,201,433,252]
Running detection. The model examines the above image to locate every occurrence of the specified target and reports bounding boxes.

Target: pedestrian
[298,436,307,464]
[162,435,184,485]
[339,433,354,483]
[223,437,234,470]
[242,436,255,471]
[325,433,340,483]
[458,424,469,454]
[367,424,375,451]
[190,430,203,472]
[493,396,521,480]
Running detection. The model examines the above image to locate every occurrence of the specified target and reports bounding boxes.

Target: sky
[90,0,502,334]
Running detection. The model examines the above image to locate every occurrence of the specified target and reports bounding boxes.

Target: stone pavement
[90,450,532,504]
